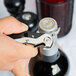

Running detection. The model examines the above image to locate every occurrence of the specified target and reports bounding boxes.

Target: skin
[0,16,38,76]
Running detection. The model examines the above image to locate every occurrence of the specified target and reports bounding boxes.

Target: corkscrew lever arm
[15,33,53,48]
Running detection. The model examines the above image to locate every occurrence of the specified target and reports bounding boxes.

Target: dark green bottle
[32,18,69,76]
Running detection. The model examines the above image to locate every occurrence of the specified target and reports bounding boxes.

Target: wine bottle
[31,18,69,76]
[44,0,67,4]
[16,12,39,32]
[4,0,25,17]
[36,0,74,37]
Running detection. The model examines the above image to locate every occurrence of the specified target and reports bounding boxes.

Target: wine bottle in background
[30,18,69,76]
[36,0,74,37]
[4,0,25,17]
[44,0,67,3]
[16,12,39,32]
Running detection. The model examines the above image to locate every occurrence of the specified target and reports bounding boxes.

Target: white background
[0,0,76,76]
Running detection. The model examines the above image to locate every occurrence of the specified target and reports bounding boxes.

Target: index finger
[0,16,28,35]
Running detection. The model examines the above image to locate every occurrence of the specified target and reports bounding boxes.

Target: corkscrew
[9,27,60,48]
[9,31,53,48]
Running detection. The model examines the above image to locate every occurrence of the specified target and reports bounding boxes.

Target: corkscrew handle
[9,31,53,48]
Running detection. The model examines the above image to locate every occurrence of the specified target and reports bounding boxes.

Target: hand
[0,16,38,76]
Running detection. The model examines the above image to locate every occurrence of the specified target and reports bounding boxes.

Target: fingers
[0,16,28,35]
[0,62,15,71]
[58,45,62,50]
[12,59,30,76]
[0,16,38,59]
[0,33,38,66]
[15,41,38,59]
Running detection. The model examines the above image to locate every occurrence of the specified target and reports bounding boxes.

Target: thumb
[12,59,30,76]
[0,16,28,35]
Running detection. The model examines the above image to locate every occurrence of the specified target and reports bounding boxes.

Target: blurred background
[0,0,76,76]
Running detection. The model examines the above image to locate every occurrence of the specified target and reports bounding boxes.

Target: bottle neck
[38,17,60,63]
[43,35,58,56]
[43,50,60,63]
[42,35,60,63]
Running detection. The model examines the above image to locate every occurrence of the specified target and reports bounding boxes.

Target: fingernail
[22,23,28,31]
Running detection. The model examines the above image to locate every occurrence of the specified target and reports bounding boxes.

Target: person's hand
[0,16,38,76]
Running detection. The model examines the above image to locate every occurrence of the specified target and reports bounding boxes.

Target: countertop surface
[0,0,76,76]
